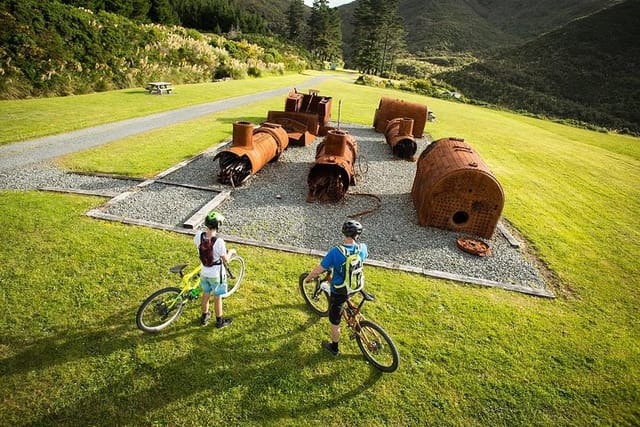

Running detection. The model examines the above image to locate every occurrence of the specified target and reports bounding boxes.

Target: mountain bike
[136,254,245,333]
[299,272,399,373]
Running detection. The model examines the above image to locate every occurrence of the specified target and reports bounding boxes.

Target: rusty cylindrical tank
[373,97,428,138]
[411,137,504,239]
[307,130,357,202]
[215,121,289,185]
[384,117,417,159]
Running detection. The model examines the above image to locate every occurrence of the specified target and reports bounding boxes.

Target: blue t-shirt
[320,242,368,290]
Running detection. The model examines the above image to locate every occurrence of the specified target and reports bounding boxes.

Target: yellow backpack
[334,244,364,293]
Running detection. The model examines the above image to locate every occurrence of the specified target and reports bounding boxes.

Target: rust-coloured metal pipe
[384,117,417,159]
[266,110,320,146]
[373,97,428,138]
[287,89,332,127]
[307,130,357,202]
[266,89,333,146]
[215,121,289,186]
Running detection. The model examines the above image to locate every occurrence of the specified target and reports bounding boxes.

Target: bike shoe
[216,317,233,329]
[200,312,211,326]
[321,340,339,356]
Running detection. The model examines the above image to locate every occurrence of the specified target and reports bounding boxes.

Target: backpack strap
[338,244,359,256]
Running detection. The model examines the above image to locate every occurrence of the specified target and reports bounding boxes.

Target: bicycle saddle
[170,264,188,274]
[361,290,375,301]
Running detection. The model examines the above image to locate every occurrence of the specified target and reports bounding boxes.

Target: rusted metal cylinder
[285,89,332,129]
[232,121,254,147]
[215,121,289,185]
[307,130,357,202]
[266,110,320,146]
[384,117,417,159]
[373,97,428,138]
[411,137,504,239]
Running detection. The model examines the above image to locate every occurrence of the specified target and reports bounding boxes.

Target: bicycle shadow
[0,308,197,377]
[16,302,386,425]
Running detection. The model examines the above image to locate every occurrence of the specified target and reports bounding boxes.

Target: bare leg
[331,324,340,343]
[214,295,223,317]
[201,292,211,314]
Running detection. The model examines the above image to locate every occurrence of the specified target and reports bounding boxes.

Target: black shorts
[329,288,348,325]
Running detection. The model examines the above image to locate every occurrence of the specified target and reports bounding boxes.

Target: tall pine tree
[286,0,307,45]
[351,0,405,75]
[306,0,342,62]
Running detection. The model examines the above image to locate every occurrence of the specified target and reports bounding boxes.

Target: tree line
[58,0,267,33]
[58,0,406,73]
[286,0,406,73]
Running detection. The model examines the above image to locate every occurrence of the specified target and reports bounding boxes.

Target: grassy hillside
[464,0,622,40]
[0,0,309,99]
[438,0,640,134]
[1,75,639,425]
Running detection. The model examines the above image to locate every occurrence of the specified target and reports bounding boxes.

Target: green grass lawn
[1,73,639,426]
[0,73,311,145]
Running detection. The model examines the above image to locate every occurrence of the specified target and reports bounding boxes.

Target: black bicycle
[299,272,399,373]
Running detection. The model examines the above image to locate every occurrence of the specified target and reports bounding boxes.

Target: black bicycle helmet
[204,211,225,229]
[342,220,363,238]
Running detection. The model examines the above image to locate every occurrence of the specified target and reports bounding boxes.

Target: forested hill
[437,0,640,134]
[338,0,622,56]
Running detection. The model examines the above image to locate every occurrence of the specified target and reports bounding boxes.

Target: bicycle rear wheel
[136,287,186,333]
[219,254,245,298]
[299,273,330,317]
[355,319,399,372]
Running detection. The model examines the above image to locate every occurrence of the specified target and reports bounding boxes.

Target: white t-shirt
[193,231,227,279]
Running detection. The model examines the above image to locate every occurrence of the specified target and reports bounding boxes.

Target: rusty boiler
[215,121,289,186]
[267,89,333,146]
[384,117,417,159]
[373,97,428,138]
[411,137,504,239]
[307,129,357,202]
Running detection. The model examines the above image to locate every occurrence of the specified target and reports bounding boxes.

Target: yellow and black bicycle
[299,272,399,373]
[136,254,245,333]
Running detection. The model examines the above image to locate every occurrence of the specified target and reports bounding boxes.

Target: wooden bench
[146,82,173,95]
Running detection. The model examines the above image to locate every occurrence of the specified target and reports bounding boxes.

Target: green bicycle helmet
[204,211,225,229]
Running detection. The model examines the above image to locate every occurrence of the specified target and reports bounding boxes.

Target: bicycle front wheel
[355,319,399,373]
[299,273,330,317]
[136,287,186,333]
[219,254,245,298]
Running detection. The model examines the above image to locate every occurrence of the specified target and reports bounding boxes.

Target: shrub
[0,1,309,99]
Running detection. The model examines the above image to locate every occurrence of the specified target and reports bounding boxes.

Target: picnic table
[146,82,173,95]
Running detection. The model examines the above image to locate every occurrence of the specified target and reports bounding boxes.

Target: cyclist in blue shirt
[305,220,368,356]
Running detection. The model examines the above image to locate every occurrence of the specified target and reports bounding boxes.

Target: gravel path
[0,75,331,171]
[0,78,552,297]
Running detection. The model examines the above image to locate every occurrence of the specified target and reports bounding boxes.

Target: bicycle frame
[173,258,240,302]
[343,293,370,338]
[167,264,202,309]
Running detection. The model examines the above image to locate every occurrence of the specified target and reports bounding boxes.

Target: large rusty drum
[411,137,504,239]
